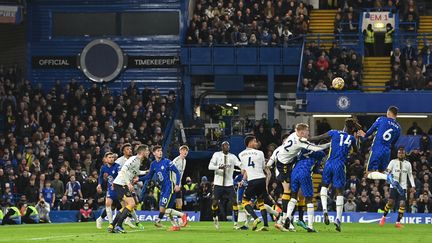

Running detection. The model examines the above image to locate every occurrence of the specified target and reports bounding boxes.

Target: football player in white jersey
[172,145,189,218]
[272,124,329,229]
[108,145,150,233]
[115,143,133,169]
[239,135,270,231]
[114,143,141,228]
[208,141,242,229]
[380,147,415,228]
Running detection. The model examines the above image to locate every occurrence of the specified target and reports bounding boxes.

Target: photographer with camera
[36,199,51,223]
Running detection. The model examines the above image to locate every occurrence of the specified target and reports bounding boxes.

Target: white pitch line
[29,230,143,241]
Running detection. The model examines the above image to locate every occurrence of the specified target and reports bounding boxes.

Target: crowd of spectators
[328,0,420,32]
[387,42,432,90]
[186,0,313,46]
[300,42,363,91]
[0,64,177,217]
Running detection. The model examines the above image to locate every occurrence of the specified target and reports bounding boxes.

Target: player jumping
[140,145,187,231]
[358,106,404,195]
[285,149,326,233]
[309,118,361,232]
[379,147,415,228]
[271,123,330,230]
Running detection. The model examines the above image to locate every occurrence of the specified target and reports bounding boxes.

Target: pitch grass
[0,221,430,243]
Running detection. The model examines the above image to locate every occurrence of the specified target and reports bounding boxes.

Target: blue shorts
[322,161,346,189]
[160,184,176,208]
[106,187,118,201]
[291,171,313,198]
[367,148,391,171]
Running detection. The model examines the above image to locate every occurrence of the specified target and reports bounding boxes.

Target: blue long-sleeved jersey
[364,116,401,150]
[327,130,357,164]
[98,163,120,187]
[140,158,181,187]
[294,150,326,175]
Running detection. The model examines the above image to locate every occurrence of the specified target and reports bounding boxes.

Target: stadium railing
[399,21,418,33]
[394,32,432,49]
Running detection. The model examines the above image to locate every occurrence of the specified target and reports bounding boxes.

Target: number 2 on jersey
[339,134,352,147]
[248,157,255,168]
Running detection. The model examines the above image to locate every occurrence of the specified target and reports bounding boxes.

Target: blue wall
[304,92,432,113]
[181,46,302,75]
[27,0,186,94]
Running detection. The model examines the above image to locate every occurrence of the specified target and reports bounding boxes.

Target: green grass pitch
[0,222,430,243]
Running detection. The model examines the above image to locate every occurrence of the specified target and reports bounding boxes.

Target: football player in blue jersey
[358,106,404,195]
[96,152,122,229]
[140,145,188,231]
[309,118,361,232]
[284,150,326,233]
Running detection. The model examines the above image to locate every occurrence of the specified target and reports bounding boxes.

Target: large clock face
[78,39,126,83]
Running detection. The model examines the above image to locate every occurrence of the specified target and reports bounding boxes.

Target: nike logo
[358,217,388,223]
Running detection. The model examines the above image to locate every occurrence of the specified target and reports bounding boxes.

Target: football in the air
[332,77,345,90]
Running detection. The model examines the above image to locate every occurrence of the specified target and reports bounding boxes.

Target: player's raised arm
[298,138,331,151]
[266,147,279,168]
[139,162,154,183]
[308,132,331,143]
[363,117,381,138]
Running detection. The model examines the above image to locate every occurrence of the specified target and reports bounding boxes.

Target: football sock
[298,206,304,221]
[264,204,278,217]
[211,204,218,218]
[131,209,139,223]
[281,193,290,220]
[383,203,391,216]
[244,204,258,220]
[260,209,269,227]
[306,203,314,229]
[158,211,165,220]
[106,207,113,224]
[111,207,123,227]
[257,201,268,226]
[100,208,107,219]
[117,206,132,227]
[320,187,328,213]
[336,196,344,221]
[233,204,239,223]
[286,198,297,220]
[397,206,405,222]
[166,208,184,217]
[367,172,387,180]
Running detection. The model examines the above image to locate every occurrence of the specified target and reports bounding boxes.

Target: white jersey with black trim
[172,156,186,186]
[239,148,266,181]
[115,155,130,169]
[113,155,141,186]
[266,146,284,167]
[387,159,415,190]
[276,132,330,164]
[208,151,241,187]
